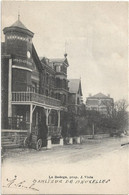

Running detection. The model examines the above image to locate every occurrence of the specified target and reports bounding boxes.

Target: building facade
[1,17,83,149]
[86,93,114,116]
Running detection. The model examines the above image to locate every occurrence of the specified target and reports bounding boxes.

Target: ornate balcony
[12,92,61,107]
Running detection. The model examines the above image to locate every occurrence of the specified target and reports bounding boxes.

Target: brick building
[1,17,83,149]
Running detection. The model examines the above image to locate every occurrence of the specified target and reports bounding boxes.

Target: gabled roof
[68,79,82,96]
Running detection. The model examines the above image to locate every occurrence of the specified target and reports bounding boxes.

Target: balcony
[12,92,61,107]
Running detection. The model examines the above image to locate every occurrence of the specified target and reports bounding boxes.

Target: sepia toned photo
[1,1,129,194]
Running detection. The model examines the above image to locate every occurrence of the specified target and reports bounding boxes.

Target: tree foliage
[100,99,128,134]
[76,99,128,135]
[62,99,128,137]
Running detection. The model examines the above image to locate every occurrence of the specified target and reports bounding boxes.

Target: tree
[103,99,128,134]
[113,99,128,131]
[86,110,102,136]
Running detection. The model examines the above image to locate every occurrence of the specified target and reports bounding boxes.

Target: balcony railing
[12,92,61,107]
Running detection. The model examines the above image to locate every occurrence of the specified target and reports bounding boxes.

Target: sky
[1,1,128,102]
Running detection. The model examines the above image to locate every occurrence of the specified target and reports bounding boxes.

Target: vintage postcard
[1,1,129,194]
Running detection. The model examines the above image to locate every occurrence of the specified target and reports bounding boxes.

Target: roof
[3,18,34,37]
[68,79,82,95]
[88,93,111,99]
[49,57,69,66]
[32,44,42,71]
[93,93,109,98]
[40,56,69,69]
[11,19,28,30]
[40,57,56,73]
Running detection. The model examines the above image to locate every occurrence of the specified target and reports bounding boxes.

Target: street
[2,136,129,164]
[2,137,129,194]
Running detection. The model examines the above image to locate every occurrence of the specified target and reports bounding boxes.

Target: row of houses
[1,17,83,149]
[1,16,114,149]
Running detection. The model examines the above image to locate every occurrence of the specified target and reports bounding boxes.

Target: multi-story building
[86,93,114,116]
[1,17,80,149]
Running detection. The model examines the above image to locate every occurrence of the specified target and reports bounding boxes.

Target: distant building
[86,93,114,115]
[68,79,83,115]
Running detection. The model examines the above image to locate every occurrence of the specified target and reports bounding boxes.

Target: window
[56,66,61,72]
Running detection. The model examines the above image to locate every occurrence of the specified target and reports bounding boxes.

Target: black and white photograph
[1,1,129,194]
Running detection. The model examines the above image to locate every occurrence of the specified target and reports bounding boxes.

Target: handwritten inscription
[32,175,110,185]
[34,176,110,184]
[3,176,39,191]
